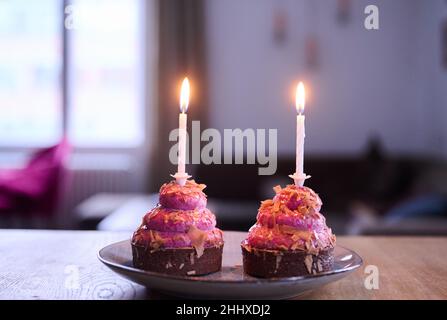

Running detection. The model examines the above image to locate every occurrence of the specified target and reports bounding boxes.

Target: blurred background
[0,0,446,236]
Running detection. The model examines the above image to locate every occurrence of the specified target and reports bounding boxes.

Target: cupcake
[241,185,336,277]
[132,180,224,276]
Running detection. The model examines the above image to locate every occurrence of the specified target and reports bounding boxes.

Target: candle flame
[296,82,305,114]
[180,77,190,113]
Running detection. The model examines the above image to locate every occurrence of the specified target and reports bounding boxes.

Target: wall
[415,0,447,158]
[206,0,447,157]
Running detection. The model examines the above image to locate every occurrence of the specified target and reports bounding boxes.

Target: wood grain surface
[0,230,445,300]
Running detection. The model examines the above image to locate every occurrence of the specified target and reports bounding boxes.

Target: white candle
[296,113,305,177]
[172,77,191,186]
[178,112,187,175]
[289,82,310,186]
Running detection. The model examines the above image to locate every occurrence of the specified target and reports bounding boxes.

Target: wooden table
[0,230,446,300]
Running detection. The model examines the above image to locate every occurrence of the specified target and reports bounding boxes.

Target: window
[0,0,62,147]
[68,0,145,147]
[0,0,145,148]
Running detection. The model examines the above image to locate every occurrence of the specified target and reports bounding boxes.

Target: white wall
[206,0,447,157]
[415,0,447,158]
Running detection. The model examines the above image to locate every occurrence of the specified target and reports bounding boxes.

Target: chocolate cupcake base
[132,244,223,276]
[242,245,334,278]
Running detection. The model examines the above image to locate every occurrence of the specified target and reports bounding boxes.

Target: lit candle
[172,77,192,186]
[289,82,311,186]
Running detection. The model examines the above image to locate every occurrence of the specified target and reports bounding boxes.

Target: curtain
[148,0,209,191]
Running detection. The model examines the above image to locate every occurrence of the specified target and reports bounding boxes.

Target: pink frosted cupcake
[241,185,336,277]
[132,180,224,276]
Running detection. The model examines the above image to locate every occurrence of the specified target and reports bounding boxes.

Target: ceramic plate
[98,239,362,299]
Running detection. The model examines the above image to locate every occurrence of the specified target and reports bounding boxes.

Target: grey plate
[98,240,362,299]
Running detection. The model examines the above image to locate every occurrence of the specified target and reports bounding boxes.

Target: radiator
[59,168,145,227]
